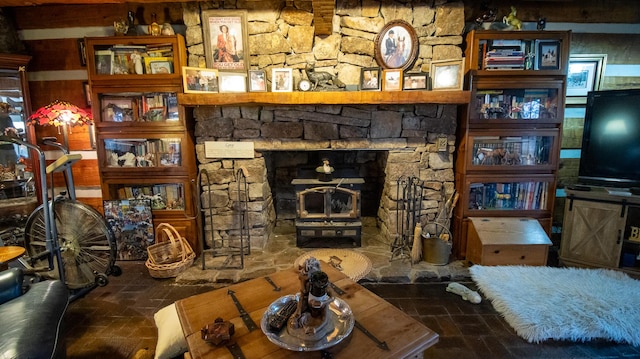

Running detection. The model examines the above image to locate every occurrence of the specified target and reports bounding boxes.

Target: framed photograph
[566,54,607,104]
[202,10,249,71]
[374,20,419,71]
[77,38,87,67]
[382,69,402,91]
[149,61,173,74]
[219,71,247,93]
[103,199,154,261]
[430,59,464,91]
[272,68,293,92]
[249,70,267,92]
[537,40,561,70]
[83,82,92,106]
[182,66,219,93]
[360,67,381,90]
[403,72,428,90]
[94,50,113,75]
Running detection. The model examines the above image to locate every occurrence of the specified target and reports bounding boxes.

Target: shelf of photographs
[103,138,181,168]
[100,92,179,123]
[472,87,559,122]
[110,183,185,211]
[94,43,175,75]
[468,130,558,170]
[467,177,553,211]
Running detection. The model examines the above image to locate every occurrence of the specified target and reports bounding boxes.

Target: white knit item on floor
[470,265,640,346]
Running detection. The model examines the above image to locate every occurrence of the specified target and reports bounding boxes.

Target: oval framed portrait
[374,20,419,71]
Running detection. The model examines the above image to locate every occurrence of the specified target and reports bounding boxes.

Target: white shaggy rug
[470,265,640,346]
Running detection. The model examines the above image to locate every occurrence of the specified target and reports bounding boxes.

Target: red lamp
[27,100,93,147]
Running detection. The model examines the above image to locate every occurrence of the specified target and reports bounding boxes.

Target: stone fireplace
[194,103,458,249]
[184,0,465,249]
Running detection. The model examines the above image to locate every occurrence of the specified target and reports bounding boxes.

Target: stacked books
[484,49,525,70]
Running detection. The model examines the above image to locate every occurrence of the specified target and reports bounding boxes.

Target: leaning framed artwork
[382,69,402,91]
[103,199,154,261]
[182,66,219,93]
[566,54,607,104]
[430,59,464,91]
[360,67,381,90]
[272,68,293,92]
[202,10,249,72]
[402,72,428,90]
[374,20,419,71]
[536,40,561,70]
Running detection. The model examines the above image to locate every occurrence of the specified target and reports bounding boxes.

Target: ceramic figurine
[446,282,481,304]
[503,6,523,30]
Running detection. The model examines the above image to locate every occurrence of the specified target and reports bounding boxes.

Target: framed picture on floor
[103,199,154,260]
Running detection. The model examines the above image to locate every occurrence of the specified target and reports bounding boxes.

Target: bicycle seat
[46,153,82,174]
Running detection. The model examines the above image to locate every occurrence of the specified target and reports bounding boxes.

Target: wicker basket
[145,223,195,278]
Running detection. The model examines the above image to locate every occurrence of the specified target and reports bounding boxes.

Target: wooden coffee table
[0,246,25,271]
[175,263,439,358]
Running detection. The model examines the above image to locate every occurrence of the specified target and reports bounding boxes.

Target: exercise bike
[0,135,120,300]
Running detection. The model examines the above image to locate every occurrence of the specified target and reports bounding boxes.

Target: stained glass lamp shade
[28,100,92,128]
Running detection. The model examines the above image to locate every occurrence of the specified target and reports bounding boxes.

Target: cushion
[154,303,187,359]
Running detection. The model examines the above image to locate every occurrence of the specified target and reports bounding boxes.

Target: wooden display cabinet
[453,30,570,259]
[560,188,640,273]
[86,35,197,251]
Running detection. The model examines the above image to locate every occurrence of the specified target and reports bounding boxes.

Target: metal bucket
[422,236,452,265]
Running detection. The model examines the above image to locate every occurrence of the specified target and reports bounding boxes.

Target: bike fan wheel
[24,200,117,289]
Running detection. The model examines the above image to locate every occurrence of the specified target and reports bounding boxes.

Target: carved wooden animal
[304,63,345,91]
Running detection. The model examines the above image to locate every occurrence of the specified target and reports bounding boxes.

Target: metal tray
[261,294,355,351]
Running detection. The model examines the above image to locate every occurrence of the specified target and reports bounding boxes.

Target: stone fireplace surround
[194,103,458,249]
[184,0,465,249]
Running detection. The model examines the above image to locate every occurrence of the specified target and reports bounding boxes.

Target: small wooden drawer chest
[466,217,552,266]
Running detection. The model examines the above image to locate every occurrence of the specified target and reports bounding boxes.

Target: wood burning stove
[293,178,363,247]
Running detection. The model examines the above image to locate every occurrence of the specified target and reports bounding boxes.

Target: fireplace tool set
[197,167,251,269]
[391,176,424,261]
[391,176,457,263]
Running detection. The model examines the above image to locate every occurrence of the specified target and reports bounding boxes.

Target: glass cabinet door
[468,129,559,171]
[99,92,179,123]
[0,54,36,204]
[102,137,181,168]
[466,176,554,213]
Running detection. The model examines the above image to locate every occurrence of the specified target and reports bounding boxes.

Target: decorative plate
[260,294,355,351]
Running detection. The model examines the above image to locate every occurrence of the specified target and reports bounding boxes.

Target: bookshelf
[453,30,570,259]
[86,35,197,252]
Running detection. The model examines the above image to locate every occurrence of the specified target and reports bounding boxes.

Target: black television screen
[578,89,640,188]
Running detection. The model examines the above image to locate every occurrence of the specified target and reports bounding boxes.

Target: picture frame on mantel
[430,59,464,91]
[202,9,249,72]
[374,20,419,71]
[566,54,607,104]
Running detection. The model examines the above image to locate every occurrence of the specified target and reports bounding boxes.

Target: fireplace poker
[391,176,410,261]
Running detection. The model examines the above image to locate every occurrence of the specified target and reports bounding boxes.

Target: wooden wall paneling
[463,0,640,23]
[77,198,104,215]
[47,159,99,188]
[25,38,86,71]
[12,3,184,29]
[29,80,88,111]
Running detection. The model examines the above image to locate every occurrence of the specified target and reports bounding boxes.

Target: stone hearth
[195,103,457,250]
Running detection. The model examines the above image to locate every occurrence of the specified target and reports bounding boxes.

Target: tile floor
[62,261,640,359]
